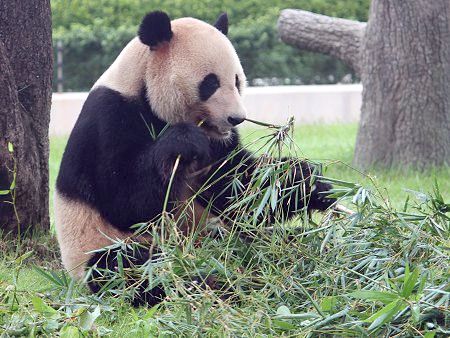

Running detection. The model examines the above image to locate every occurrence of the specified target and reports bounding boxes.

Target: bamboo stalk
[244,117,283,129]
[334,204,356,215]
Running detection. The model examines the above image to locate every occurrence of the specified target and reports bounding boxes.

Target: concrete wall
[50,84,363,135]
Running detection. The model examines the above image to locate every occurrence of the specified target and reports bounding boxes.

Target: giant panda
[55,11,335,306]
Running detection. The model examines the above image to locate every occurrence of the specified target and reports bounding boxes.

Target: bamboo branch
[334,204,356,215]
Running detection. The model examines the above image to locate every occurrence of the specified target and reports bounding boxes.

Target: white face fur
[145,17,247,139]
[94,14,247,140]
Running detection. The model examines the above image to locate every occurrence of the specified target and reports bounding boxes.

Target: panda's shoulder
[82,86,139,118]
[79,86,163,137]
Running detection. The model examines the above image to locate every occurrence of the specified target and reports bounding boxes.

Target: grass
[243,124,449,207]
[1,123,449,337]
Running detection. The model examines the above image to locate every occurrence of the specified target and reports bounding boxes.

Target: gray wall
[50,84,362,135]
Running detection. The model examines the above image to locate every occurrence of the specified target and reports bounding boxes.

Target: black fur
[235,75,241,93]
[153,122,210,183]
[87,246,165,307]
[138,11,173,49]
[56,86,172,229]
[199,73,220,101]
[214,12,228,35]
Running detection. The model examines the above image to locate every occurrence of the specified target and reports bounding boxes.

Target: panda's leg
[86,244,241,306]
[86,246,165,307]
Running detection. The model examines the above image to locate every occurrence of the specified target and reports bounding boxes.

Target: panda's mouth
[201,120,232,139]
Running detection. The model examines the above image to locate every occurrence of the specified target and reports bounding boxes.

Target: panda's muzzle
[227,116,245,126]
[192,102,246,139]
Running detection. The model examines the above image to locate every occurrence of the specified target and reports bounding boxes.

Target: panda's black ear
[214,12,228,35]
[138,11,173,49]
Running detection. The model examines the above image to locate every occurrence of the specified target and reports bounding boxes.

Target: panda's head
[138,11,247,139]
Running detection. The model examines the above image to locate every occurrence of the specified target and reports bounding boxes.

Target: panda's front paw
[289,160,336,211]
[309,180,336,211]
[154,123,210,180]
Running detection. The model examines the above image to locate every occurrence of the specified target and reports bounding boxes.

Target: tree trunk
[278,1,450,170]
[277,10,366,76]
[0,1,52,233]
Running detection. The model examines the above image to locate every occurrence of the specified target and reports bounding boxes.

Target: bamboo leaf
[365,300,406,331]
[349,290,399,305]
[117,251,124,276]
[401,267,420,298]
[80,306,101,331]
[32,296,58,317]
[270,184,278,211]
[320,177,358,188]
[276,305,291,316]
[272,320,296,331]
[60,326,82,338]
[254,187,271,220]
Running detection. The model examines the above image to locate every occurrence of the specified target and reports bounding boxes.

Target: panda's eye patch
[199,73,220,101]
[235,74,241,93]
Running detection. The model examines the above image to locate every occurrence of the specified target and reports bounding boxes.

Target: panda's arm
[95,110,211,229]
[203,141,335,222]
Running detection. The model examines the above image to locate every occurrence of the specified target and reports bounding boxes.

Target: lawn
[1,123,449,336]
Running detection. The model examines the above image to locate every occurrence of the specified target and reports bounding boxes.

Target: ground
[1,123,449,336]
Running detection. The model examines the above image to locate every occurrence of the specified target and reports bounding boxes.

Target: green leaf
[117,251,124,276]
[32,296,58,317]
[270,184,278,211]
[143,304,159,320]
[45,319,60,331]
[320,177,358,188]
[8,142,13,153]
[411,305,420,323]
[34,266,66,287]
[60,325,82,338]
[276,305,291,316]
[0,190,10,195]
[424,332,436,338]
[365,300,406,332]
[9,176,15,190]
[79,306,101,331]
[401,267,420,298]
[349,290,399,305]
[272,319,296,331]
[275,312,321,320]
[254,187,271,219]
[320,296,339,312]
[14,251,33,265]
[416,274,428,297]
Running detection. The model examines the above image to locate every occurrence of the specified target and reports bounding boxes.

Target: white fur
[55,191,214,280]
[93,37,148,97]
[54,191,131,279]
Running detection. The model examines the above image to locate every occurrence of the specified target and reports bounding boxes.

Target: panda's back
[56,87,161,207]
[54,85,169,278]
[56,86,167,225]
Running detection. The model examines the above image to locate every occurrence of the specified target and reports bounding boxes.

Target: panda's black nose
[227,116,245,126]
